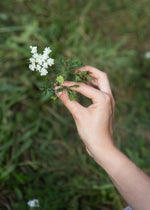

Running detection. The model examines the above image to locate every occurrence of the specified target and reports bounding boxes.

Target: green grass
[0,0,150,209]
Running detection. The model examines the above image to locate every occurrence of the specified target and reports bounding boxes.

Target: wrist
[89,139,117,168]
[91,143,129,177]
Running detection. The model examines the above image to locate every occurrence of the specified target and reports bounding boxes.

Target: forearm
[91,142,150,210]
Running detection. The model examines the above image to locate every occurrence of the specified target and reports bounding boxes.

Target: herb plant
[29,46,92,100]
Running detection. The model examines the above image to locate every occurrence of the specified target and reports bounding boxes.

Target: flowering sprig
[29,46,92,100]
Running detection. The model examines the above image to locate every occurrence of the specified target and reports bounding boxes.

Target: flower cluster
[29,46,54,76]
[27,199,40,208]
[56,75,64,84]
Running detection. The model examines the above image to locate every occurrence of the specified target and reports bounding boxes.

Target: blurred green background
[0,0,150,209]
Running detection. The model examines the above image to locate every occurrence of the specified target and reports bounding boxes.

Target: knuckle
[103,72,108,78]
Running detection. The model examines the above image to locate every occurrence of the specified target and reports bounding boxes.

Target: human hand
[55,66,115,159]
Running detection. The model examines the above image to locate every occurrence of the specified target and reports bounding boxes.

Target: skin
[55,66,150,210]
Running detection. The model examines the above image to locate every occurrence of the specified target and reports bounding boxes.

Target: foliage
[0,0,150,209]
[38,56,89,100]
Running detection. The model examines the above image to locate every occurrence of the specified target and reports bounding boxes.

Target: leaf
[69,85,79,88]
[66,89,77,101]
[56,86,65,92]
[11,140,33,161]
[75,75,82,82]
[86,76,92,82]
[0,165,16,179]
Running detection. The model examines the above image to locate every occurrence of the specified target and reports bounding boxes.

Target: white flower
[29,58,36,64]
[27,199,39,208]
[42,54,49,61]
[43,47,52,55]
[36,64,41,71]
[144,51,150,59]
[40,68,48,76]
[29,46,54,76]
[29,64,36,71]
[43,62,48,68]
[33,53,39,59]
[30,46,37,54]
[47,58,54,66]
[36,55,43,65]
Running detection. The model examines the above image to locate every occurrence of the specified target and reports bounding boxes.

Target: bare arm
[93,143,150,210]
[55,65,150,210]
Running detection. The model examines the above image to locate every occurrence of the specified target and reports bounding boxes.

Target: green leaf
[69,85,79,88]
[56,86,65,92]
[86,76,92,82]
[0,165,16,179]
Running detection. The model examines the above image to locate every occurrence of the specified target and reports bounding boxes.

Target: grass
[0,0,150,209]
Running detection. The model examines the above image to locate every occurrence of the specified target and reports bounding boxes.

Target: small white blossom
[47,58,54,66]
[144,51,150,59]
[30,46,37,54]
[29,46,54,76]
[29,64,36,71]
[43,47,52,55]
[29,58,36,64]
[27,199,39,208]
[36,56,43,65]
[43,62,48,68]
[33,53,39,59]
[42,54,49,61]
[36,64,41,71]
[40,68,48,76]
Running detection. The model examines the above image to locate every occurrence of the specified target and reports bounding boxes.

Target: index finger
[62,81,105,104]
[78,66,113,96]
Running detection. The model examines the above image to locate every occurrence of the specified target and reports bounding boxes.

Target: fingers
[55,86,84,118]
[86,79,99,89]
[78,66,112,96]
[75,69,99,89]
[61,81,104,104]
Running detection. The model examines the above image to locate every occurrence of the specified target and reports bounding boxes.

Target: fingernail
[55,86,62,96]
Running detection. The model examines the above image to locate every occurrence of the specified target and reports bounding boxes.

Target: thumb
[55,86,84,119]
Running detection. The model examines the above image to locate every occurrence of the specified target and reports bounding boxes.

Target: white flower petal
[29,58,36,64]
[29,64,36,71]
[42,54,49,61]
[27,199,39,208]
[144,51,150,59]
[43,47,52,55]
[47,58,54,66]
[33,53,39,59]
[30,46,37,54]
[43,62,48,68]
[40,68,48,76]
[36,64,41,71]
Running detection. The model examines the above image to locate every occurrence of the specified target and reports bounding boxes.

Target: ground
[0,0,150,209]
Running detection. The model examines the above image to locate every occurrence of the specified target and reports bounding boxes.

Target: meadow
[0,0,150,209]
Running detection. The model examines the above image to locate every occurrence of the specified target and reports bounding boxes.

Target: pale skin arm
[55,66,150,210]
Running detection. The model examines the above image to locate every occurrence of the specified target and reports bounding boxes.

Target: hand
[55,66,150,210]
[55,66,115,158]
